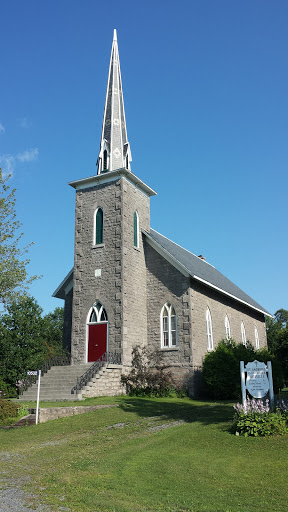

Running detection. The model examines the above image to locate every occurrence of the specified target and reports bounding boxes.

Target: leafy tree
[0,169,38,306]
[0,296,65,395]
[42,307,65,358]
[202,339,284,400]
[267,309,288,383]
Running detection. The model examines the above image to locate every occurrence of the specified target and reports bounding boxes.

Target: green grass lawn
[1,396,287,512]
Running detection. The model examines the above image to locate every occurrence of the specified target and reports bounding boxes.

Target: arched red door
[87,302,108,362]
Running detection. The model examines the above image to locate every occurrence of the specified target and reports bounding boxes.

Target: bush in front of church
[202,339,284,400]
[121,345,175,397]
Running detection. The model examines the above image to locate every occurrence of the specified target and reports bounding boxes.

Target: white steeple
[97,29,132,174]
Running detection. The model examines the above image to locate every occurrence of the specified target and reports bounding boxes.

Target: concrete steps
[80,364,125,398]
[18,363,125,401]
[18,364,93,401]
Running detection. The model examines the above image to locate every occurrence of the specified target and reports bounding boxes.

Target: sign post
[26,370,41,425]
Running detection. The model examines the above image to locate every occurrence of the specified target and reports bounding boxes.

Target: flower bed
[233,397,288,437]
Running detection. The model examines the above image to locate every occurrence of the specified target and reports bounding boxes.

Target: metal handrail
[71,351,122,395]
[20,354,71,395]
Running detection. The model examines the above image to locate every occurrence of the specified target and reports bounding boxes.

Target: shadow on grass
[118,397,234,428]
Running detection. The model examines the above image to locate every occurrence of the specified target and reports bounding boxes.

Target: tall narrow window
[206,308,213,351]
[241,321,246,346]
[95,208,103,245]
[225,315,231,340]
[103,150,108,171]
[133,211,139,248]
[255,327,260,349]
[161,303,177,348]
[126,154,129,169]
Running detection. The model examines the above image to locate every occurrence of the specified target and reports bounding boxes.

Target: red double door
[88,324,107,362]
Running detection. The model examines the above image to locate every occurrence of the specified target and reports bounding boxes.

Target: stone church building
[53,30,270,396]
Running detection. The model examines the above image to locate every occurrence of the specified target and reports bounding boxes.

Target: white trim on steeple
[97,30,131,174]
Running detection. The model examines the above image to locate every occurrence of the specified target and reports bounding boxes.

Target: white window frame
[93,207,104,245]
[160,303,177,348]
[133,210,139,249]
[225,315,231,340]
[206,308,214,351]
[241,321,247,346]
[255,327,260,349]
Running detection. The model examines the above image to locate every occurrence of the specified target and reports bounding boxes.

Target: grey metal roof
[145,229,271,316]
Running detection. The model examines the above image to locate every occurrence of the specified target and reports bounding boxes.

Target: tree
[0,296,46,394]
[0,296,65,395]
[202,339,284,400]
[0,169,38,306]
[267,309,288,383]
[42,307,65,358]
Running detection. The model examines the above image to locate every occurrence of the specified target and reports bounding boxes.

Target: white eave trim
[52,268,73,299]
[144,231,272,318]
[69,169,157,197]
[192,275,272,318]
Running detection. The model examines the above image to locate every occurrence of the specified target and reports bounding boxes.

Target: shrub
[121,346,174,397]
[202,339,284,400]
[0,400,20,424]
[232,398,288,437]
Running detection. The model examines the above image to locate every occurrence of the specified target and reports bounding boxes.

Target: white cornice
[68,169,157,197]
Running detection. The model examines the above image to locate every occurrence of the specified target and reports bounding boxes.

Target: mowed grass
[1,396,288,512]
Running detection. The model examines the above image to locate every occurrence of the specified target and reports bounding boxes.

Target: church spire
[97,29,132,174]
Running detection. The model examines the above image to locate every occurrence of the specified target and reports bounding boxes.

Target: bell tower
[69,30,156,367]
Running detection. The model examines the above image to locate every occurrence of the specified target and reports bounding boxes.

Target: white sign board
[245,361,269,399]
[26,371,38,376]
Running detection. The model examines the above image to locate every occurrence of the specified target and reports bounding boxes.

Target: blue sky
[1,0,287,316]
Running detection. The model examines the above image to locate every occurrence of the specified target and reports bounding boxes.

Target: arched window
[94,208,103,245]
[103,150,108,171]
[206,308,213,351]
[225,315,231,340]
[133,211,139,248]
[126,153,129,169]
[161,303,177,348]
[241,321,246,346]
[255,327,260,349]
[88,302,108,323]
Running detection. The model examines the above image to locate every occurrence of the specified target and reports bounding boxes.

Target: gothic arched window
[88,302,108,323]
[133,211,139,248]
[103,150,108,171]
[225,315,231,340]
[161,303,177,348]
[255,327,260,349]
[94,208,103,245]
[241,321,247,346]
[206,308,214,351]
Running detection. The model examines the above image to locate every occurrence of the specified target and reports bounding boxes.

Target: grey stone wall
[144,241,192,366]
[63,288,73,353]
[190,279,267,366]
[71,179,123,363]
[71,176,151,366]
[144,240,267,385]
[121,179,150,365]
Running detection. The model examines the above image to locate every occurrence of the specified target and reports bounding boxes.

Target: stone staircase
[18,364,92,401]
[18,363,124,401]
[78,364,124,398]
